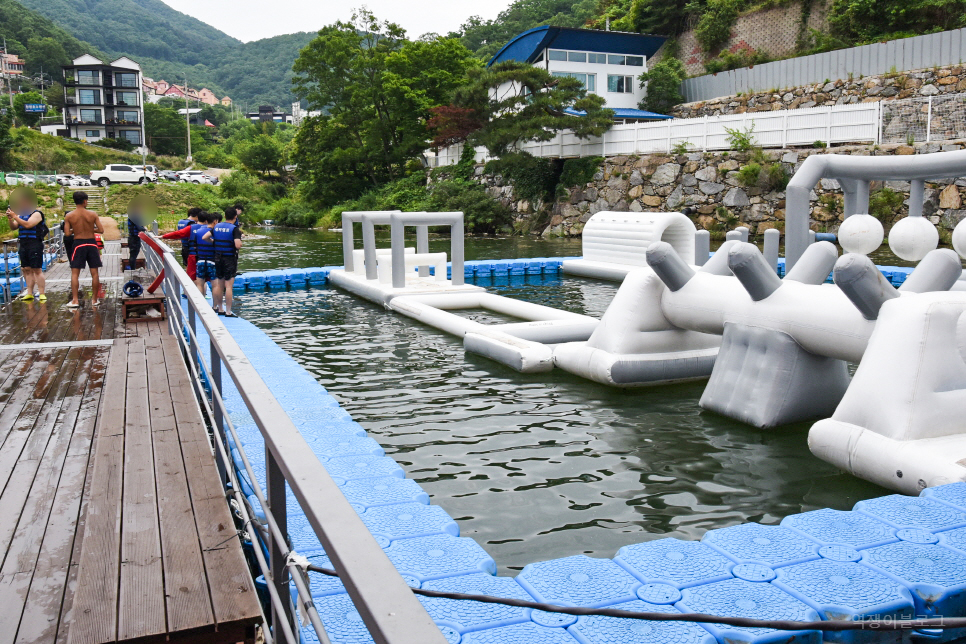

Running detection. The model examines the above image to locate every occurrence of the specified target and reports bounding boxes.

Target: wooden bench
[67,336,261,644]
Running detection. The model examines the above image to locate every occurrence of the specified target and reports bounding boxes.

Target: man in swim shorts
[63,191,104,308]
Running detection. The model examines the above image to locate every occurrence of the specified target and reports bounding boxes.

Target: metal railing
[143,234,447,644]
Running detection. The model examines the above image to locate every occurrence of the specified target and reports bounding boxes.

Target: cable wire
[305,563,964,632]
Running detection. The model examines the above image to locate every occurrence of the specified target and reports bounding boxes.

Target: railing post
[210,339,227,484]
[2,240,11,304]
[266,448,293,641]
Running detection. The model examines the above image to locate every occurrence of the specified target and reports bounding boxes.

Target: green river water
[232,229,890,574]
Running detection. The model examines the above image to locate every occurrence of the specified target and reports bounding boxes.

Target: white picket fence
[427,101,884,167]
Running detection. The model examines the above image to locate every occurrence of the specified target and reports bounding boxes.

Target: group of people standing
[6,189,103,307]
[162,205,244,317]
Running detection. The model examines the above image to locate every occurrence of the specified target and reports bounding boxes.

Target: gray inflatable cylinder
[735,226,750,242]
[646,242,696,292]
[728,243,783,301]
[694,230,710,267]
[763,229,780,271]
[700,240,740,276]
[833,253,899,320]
[784,241,838,285]
[898,248,964,293]
[725,230,743,242]
[809,230,816,245]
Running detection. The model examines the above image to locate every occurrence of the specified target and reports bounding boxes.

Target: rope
[304,562,962,632]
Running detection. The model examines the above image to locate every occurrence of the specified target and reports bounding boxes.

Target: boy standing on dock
[204,206,242,317]
[63,191,104,308]
[193,212,219,297]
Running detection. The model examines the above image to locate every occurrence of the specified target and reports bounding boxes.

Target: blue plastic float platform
[231,257,915,293]
[188,308,966,644]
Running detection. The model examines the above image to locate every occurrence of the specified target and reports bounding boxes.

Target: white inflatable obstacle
[809,288,966,494]
[552,264,720,386]
[330,210,599,373]
[329,211,483,305]
[562,211,699,281]
[645,241,964,430]
[390,293,598,373]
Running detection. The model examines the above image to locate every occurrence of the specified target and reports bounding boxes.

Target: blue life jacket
[177,218,193,230]
[178,218,194,253]
[194,225,216,261]
[127,217,145,237]
[17,210,41,240]
[212,221,237,256]
[186,223,205,256]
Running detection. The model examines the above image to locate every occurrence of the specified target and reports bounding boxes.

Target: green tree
[144,102,189,156]
[292,9,478,205]
[628,0,692,35]
[638,56,686,114]
[24,36,69,75]
[0,112,15,170]
[451,61,613,158]
[13,91,45,126]
[235,133,285,178]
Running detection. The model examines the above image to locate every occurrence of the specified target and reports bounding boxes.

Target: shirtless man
[63,191,104,308]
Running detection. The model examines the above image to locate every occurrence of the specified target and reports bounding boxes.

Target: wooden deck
[0,242,261,644]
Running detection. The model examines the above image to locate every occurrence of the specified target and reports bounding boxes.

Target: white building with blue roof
[488,26,671,122]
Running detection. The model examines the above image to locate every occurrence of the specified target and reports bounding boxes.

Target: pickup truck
[89,164,157,187]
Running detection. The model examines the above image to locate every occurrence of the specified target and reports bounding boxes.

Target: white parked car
[178,170,214,185]
[89,164,157,187]
[56,174,92,187]
[5,173,35,186]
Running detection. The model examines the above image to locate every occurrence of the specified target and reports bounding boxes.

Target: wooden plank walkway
[0,242,261,644]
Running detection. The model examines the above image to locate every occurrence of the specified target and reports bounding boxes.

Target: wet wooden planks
[67,336,260,644]
[0,344,110,644]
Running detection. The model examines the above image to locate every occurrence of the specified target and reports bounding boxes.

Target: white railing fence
[426,93,966,167]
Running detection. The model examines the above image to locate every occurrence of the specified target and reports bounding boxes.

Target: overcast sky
[159,0,514,42]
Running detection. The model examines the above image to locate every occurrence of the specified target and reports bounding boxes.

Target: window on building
[116,91,138,106]
[567,52,586,63]
[607,75,635,93]
[548,50,567,61]
[120,130,141,145]
[78,89,101,105]
[77,70,100,85]
[608,55,626,65]
[588,53,607,64]
[552,71,596,92]
[115,73,138,88]
[85,130,100,138]
[626,56,644,66]
[80,109,101,124]
[116,110,139,123]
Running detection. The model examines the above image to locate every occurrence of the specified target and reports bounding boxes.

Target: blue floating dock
[197,305,966,644]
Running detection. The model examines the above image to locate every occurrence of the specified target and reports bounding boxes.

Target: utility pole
[185,74,192,162]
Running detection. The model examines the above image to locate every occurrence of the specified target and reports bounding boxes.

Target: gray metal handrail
[144,234,448,644]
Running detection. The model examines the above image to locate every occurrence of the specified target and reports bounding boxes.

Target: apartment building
[62,54,145,150]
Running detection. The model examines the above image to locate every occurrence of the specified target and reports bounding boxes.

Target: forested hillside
[9,0,313,108]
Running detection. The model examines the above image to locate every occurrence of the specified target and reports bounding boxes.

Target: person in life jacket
[202,206,242,317]
[193,211,220,296]
[5,187,47,301]
[176,208,201,266]
[162,207,203,281]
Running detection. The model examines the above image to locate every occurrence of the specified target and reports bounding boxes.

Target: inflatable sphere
[838,214,883,255]
[889,216,939,261]
[953,218,966,259]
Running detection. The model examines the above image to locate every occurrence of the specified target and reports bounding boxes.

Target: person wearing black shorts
[205,207,243,317]
[63,192,104,307]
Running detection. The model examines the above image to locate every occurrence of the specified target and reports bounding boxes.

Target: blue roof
[564,107,672,121]
[488,26,667,67]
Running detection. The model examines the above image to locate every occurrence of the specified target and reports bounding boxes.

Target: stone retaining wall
[479,141,966,238]
[672,65,966,118]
